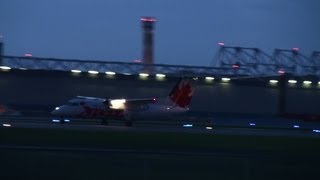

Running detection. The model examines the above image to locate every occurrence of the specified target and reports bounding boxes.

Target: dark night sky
[0,0,319,66]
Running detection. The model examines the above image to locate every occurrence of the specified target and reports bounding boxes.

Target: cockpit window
[66,102,79,106]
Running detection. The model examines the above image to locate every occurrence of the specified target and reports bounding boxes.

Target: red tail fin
[169,78,195,108]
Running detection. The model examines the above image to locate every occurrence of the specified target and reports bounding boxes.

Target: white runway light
[3,123,11,127]
[52,119,60,123]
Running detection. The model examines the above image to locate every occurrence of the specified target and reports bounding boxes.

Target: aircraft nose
[51,107,61,116]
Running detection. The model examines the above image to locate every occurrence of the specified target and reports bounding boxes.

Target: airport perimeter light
[71,70,81,73]
[156,73,166,78]
[88,70,99,74]
[0,66,11,70]
[269,80,278,84]
[139,73,149,77]
[303,81,312,85]
[205,77,215,80]
[288,80,297,84]
[221,77,231,82]
[105,71,116,75]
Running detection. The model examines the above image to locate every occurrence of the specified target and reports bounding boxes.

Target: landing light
[71,70,81,73]
[88,70,99,74]
[0,66,11,70]
[110,99,126,109]
[139,73,149,77]
[55,107,60,110]
[269,80,278,83]
[288,80,297,84]
[222,78,230,82]
[156,74,166,78]
[105,71,116,75]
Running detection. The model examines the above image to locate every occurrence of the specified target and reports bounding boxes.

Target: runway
[1,115,320,138]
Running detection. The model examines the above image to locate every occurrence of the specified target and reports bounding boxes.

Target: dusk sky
[0,0,319,66]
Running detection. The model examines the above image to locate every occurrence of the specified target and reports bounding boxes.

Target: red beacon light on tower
[218,42,225,46]
[140,17,157,22]
[24,53,33,57]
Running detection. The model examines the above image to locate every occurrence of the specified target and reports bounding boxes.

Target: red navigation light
[278,70,285,74]
[218,42,225,46]
[140,17,156,22]
[24,53,33,57]
[292,47,299,51]
[232,64,240,69]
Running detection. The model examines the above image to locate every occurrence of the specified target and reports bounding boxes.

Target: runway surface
[1,115,320,138]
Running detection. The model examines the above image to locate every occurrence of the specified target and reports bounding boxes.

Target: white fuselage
[51,97,188,120]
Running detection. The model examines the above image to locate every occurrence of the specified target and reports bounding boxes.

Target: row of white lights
[71,69,166,78]
[269,79,319,85]
[1,66,319,85]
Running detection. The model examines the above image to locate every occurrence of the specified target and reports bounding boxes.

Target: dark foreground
[1,127,320,180]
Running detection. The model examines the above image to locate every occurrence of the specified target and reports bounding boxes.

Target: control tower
[141,17,156,73]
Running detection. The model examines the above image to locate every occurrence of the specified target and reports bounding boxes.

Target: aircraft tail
[168,78,196,108]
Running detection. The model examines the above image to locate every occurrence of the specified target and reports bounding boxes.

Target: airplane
[51,77,196,126]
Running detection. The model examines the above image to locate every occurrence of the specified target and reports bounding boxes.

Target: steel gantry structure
[211,44,320,77]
